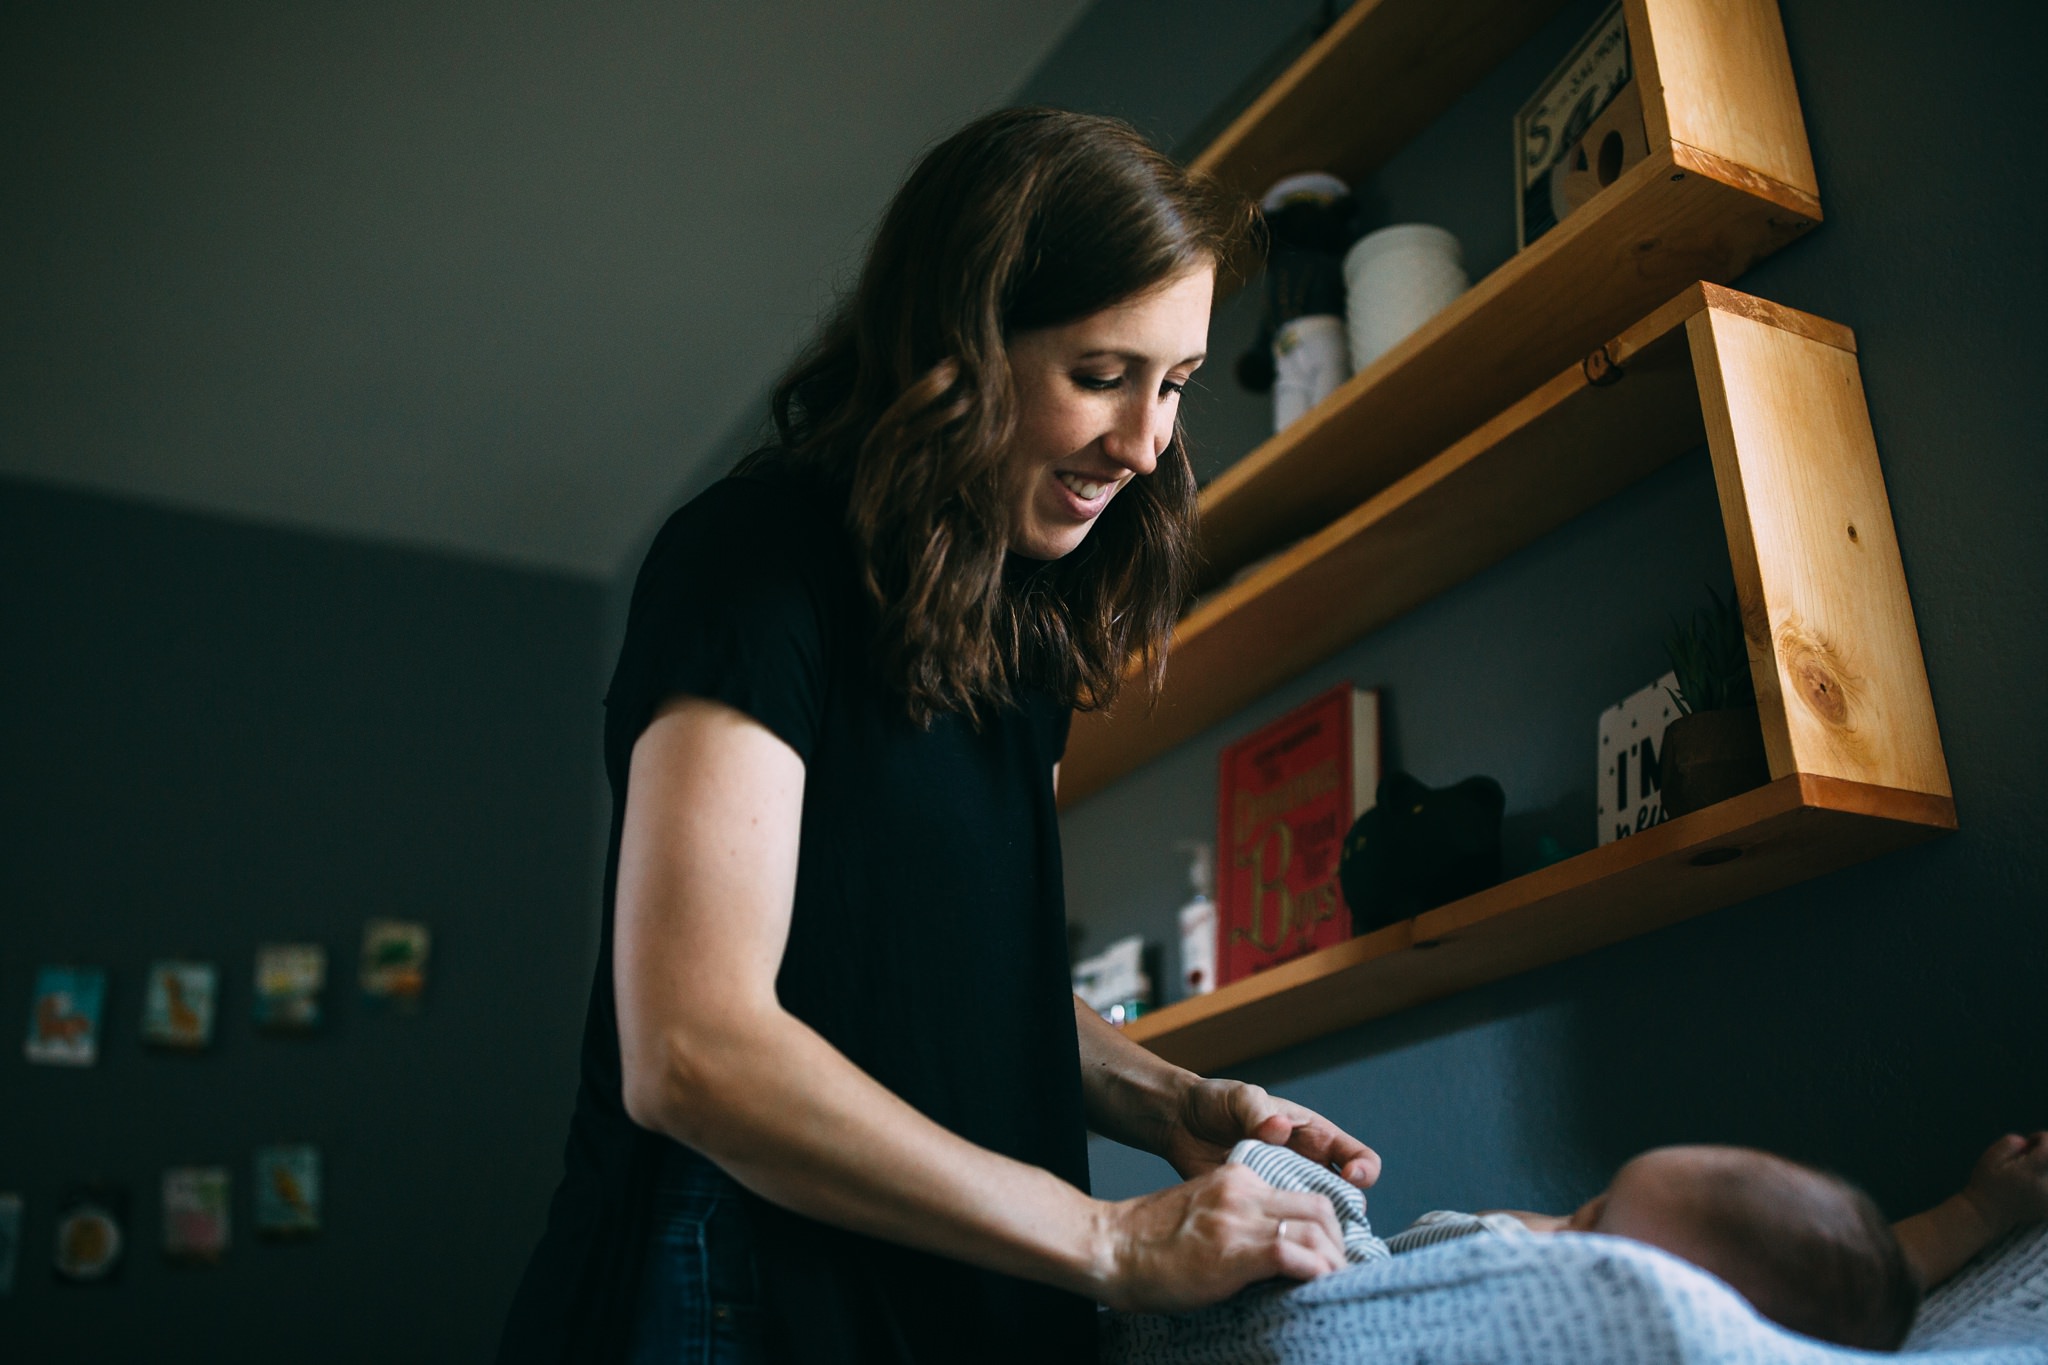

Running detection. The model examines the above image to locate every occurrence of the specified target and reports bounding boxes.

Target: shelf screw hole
[1671,171,1686,181]
[1847,524,1860,542]
[1413,938,1443,951]
[1691,847,1743,867]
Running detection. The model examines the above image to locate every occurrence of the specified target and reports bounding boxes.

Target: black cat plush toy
[1338,771,1506,934]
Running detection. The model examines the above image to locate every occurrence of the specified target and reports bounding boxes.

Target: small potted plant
[1660,587,1771,817]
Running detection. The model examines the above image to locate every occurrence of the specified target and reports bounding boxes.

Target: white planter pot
[1343,224,1467,373]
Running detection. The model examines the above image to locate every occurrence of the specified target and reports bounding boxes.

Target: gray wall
[1052,0,2048,1233]
[0,481,604,1362]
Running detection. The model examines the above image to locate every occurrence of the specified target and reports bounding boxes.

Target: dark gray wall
[5,2,2042,1357]
[0,480,604,1362]
[1052,0,2048,1234]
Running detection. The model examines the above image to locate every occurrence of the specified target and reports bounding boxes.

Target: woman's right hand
[1093,1164,1348,1314]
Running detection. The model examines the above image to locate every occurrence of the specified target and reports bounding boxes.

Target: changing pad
[1103,1209,2048,1364]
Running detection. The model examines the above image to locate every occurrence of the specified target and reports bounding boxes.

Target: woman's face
[1003,266,1213,560]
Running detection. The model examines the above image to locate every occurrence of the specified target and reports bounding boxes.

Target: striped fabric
[1383,1207,1537,1254]
[1225,1139,1389,1264]
[1225,1141,1528,1262]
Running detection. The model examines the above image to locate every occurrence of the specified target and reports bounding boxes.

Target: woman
[498,107,1382,1364]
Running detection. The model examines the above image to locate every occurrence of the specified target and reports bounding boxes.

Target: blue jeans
[627,1148,765,1365]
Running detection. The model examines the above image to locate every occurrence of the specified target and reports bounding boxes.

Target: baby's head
[1567,1145,1919,1350]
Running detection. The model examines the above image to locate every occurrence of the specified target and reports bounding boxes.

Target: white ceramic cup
[1343,224,1468,373]
[1271,314,1349,432]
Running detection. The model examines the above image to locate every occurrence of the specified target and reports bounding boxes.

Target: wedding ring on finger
[1276,1218,1289,1243]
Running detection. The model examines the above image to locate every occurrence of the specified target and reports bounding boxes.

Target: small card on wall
[53,1184,127,1284]
[360,920,429,1008]
[253,1145,321,1238]
[140,960,219,1050]
[254,944,327,1033]
[1598,672,1679,845]
[0,1193,21,1296]
[24,966,106,1066]
[162,1167,232,1263]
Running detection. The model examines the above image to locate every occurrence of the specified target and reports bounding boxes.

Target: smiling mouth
[1056,471,1115,501]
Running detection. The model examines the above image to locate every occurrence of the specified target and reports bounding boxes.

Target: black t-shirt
[498,472,1095,1363]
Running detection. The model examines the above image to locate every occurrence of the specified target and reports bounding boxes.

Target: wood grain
[1628,0,1818,205]
[1125,775,1954,1073]
[1690,310,1953,797]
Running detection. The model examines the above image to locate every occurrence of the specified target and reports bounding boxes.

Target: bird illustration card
[140,960,218,1049]
[24,966,106,1066]
[162,1167,231,1262]
[359,920,429,1009]
[53,1184,127,1284]
[254,943,326,1033]
[253,1145,321,1238]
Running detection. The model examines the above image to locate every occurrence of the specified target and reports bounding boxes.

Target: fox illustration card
[25,967,106,1066]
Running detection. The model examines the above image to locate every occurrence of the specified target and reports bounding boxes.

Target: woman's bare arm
[1072,1002,1381,1187]
[614,697,1350,1313]
[1056,768,1380,1191]
[1073,999,1198,1155]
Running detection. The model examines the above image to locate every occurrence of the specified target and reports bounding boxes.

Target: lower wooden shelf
[1121,773,1955,1074]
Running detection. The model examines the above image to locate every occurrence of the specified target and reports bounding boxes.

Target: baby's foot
[1963,1132,2048,1235]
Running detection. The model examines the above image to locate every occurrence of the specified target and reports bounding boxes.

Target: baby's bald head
[1572,1146,1919,1350]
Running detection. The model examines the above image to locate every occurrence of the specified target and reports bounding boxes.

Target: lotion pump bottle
[1176,840,1218,998]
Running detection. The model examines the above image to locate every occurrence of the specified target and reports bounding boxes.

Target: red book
[1216,684,1381,984]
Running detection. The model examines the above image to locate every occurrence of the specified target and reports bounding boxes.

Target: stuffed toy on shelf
[1235,173,1359,433]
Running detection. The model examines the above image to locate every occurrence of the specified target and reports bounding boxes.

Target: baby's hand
[1963,1132,2048,1235]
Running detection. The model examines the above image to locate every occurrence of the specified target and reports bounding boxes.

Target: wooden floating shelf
[1061,283,1944,807]
[1195,0,1574,215]
[1124,774,1956,1075]
[1057,3,1955,1070]
[1071,280,1957,1069]
[1189,0,1823,586]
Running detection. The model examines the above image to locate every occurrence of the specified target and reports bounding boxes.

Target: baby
[1238,1129,2048,1351]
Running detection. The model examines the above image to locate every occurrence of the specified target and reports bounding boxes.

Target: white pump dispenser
[1176,840,1218,998]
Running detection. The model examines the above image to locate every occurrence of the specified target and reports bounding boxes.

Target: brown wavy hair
[737,107,1255,724]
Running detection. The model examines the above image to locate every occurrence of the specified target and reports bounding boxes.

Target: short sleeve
[604,478,838,767]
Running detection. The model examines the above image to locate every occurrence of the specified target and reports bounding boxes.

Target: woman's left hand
[1163,1077,1381,1188]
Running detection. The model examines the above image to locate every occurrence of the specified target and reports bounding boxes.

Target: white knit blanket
[1101,1142,2048,1364]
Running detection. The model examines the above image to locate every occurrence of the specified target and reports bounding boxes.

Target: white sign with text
[1598,672,1679,846]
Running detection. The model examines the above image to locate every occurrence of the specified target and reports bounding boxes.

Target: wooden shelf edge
[1120,774,1953,1072]
[1672,140,1822,222]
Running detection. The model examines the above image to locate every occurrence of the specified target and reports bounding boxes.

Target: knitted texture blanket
[1100,1142,2048,1365]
